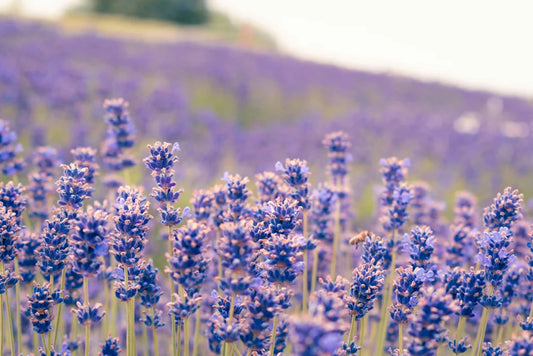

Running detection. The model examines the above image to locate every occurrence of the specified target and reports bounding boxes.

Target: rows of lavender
[1,18,533,206]
[0,95,531,356]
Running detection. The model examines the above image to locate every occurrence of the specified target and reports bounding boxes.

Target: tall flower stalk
[110,186,151,356]
[143,141,189,356]
[275,159,310,310]
[323,131,352,279]
[375,157,411,356]
[70,204,109,356]
[51,162,92,349]
[472,187,522,356]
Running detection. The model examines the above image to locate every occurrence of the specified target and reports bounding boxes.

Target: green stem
[168,226,174,269]
[184,316,190,356]
[228,294,236,324]
[398,322,403,353]
[310,247,319,295]
[152,307,160,356]
[217,229,222,294]
[496,324,504,345]
[109,258,119,338]
[302,211,309,313]
[172,313,177,356]
[231,342,240,356]
[171,291,177,356]
[102,257,110,339]
[376,229,397,356]
[124,266,130,356]
[33,330,39,356]
[83,276,90,356]
[269,316,278,356]
[4,288,15,356]
[71,314,78,356]
[473,286,493,356]
[348,314,357,342]
[330,194,342,277]
[53,267,67,348]
[129,296,136,355]
[1,294,4,356]
[360,315,367,355]
[177,324,182,356]
[14,258,22,354]
[41,334,50,356]
[192,304,201,356]
[2,263,15,356]
[455,316,465,356]
[47,273,54,350]
[142,323,149,356]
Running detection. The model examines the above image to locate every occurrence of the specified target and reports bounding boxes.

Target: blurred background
[0,0,532,223]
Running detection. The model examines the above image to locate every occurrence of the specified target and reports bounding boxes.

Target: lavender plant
[0,21,532,355]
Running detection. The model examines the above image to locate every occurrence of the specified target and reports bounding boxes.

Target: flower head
[346,261,385,320]
[26,282,56,334]
[0,205,20,263]
[100,337,121,356]
[222,172,250,221]
[70,204,109,277]
[101,98,136,172]
[403,226,435,269]
[483,187,523,230]
[39,209,70,278]
[407,287,459,356]
[72,301,105,326]
[56,163,92,211]
[323,131,352,185]
[255,171,286,204]
[476,227,515,287]
[136,259,163,308]
[289,314,345,356]
[110,186,151,268]
[167,219,211,293]
[379,157,410,206]
[0,119,24,175]
[71,147,99,185]
[276,158,310,210]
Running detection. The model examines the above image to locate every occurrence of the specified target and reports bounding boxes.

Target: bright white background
[2,0,533,97]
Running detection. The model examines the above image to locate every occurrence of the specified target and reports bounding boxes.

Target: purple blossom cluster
[0,97,529,356]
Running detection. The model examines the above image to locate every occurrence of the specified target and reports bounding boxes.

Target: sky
[2,0,533,98]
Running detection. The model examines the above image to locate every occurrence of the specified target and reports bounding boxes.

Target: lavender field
[0,16,532,356]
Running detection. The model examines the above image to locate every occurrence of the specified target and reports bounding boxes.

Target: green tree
[91,0,209,25]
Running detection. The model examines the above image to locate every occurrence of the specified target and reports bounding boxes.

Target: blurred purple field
[1,17,532,217]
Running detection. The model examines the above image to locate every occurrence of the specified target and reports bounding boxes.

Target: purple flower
[407,287,459,356]
[167,219,211,293]
[70,203,109,277]
[476,227,516,288]
[276,158,310,210]
[323,131,352,187]
[56,163,92,211]
[483,187,523,230]
[346,261,385,320]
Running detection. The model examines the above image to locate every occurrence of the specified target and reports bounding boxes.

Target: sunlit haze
[2,0,533,97]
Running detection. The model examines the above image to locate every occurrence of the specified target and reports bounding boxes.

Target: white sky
[2,0,533,97]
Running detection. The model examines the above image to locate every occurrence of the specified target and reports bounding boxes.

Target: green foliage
[91,0,209,25]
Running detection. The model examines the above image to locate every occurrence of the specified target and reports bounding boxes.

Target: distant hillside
[58,11,278,50]
[1,17,532,220]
